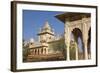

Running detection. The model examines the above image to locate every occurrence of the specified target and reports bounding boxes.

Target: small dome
[29,38,34,43]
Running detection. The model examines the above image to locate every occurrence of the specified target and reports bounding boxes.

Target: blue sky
[23,10,65,41]
[23,10,83,52]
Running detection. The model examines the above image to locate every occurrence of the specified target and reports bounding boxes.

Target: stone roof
[55,12,91,22]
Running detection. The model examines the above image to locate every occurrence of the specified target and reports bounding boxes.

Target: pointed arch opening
[70,28,84,60]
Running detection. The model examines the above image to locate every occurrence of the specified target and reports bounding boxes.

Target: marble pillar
[65,20,70,61]
[82,18,88,60]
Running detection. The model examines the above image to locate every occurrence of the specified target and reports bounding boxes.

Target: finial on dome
[43,21,51,30]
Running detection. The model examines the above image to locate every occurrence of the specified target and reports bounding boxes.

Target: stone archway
[55,12,91,61]
[70,28,84,60]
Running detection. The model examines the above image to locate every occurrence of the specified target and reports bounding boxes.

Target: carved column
[42,48,45,55]
[33,49,35,55]
[82,17,88,60]
[75,42,78,60]
[65,19,70,61]
[46,48,48,54]
[39,49,41,55]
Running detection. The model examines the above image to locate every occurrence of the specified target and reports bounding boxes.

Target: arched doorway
[70,28,84,60]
